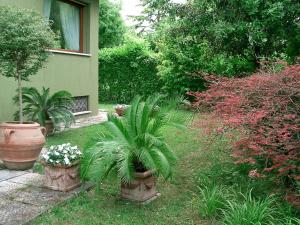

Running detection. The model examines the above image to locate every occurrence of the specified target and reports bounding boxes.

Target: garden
[0,0,300,225]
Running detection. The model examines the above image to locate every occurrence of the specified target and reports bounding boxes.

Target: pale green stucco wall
[0,0,99,122]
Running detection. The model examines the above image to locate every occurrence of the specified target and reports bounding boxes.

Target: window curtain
[43,0,52,19]
[58,2,80,51]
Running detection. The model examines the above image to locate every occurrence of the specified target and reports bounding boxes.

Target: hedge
[99,37,162,103]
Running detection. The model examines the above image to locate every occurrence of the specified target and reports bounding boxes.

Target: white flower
[54,151,59,156]
[43,154,49,161]
[64,157,70,165]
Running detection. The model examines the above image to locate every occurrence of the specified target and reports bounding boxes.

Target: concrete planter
[0,122,46,170]
[41,160,81,192]
[121,170,159,203]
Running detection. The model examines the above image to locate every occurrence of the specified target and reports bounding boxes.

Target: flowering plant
[41,143,82,166]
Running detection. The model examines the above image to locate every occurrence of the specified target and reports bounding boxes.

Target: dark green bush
[99,36,162,103]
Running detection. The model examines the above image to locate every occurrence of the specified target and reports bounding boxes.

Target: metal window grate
[73,96,89,113]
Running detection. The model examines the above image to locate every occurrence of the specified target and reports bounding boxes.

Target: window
[73,96,89,112]
[43,0,83,52]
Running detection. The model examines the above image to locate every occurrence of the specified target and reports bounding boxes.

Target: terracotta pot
[41,160,81,192]
[0,122,46,170]
[115,108,125,116]
[121,170,158,202]
[45,120,54,135]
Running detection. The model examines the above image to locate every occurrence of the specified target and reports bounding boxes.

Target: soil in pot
[0,122,46,170]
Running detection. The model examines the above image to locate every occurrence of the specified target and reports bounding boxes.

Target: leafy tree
[133,0,173,34]
[0,7,55,123]
[155,0,300,95]
[99,0,126,48]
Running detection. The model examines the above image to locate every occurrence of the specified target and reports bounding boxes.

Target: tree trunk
[17,72,23,124]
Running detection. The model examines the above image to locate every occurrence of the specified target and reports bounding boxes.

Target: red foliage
[189,65,300,184]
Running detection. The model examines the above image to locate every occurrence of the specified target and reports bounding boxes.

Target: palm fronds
[82,94,181,184]
[13,87,75,129]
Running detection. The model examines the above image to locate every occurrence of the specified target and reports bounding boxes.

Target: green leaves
[82,95,180,184]
[99,0,125,49]
[98,36,162,103]
[0,6,55,80]
[13,87,75,129]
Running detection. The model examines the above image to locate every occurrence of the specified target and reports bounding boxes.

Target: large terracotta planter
[121,170,158,202]
[0,122,46,170]
[42,161,81,192]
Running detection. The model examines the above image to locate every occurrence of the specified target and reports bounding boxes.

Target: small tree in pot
[0,7,55,170]
[81,95,182,202]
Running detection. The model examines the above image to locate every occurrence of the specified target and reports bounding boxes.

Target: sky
[120,0,187,26]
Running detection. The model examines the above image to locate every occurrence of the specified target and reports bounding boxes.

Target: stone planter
[41,160,81,192]
[0,122,46,170]
[121,170,158,203]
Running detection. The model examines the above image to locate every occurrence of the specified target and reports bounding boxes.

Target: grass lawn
[99,103,115,113]
[31,109,208,225]
[30,109,299,225]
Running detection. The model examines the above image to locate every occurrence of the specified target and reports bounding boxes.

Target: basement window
[73,96,89,113]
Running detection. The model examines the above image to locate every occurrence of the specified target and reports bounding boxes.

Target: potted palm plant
[81,95,181,203]
[41,143,82,192]
[13,87,75,135]
[0,7,55,170]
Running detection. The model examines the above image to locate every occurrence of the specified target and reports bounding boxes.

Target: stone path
[70,110,108,129]
[0,169,91,225]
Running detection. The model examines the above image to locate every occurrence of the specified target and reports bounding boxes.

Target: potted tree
[81,95,180,203]
[40,143,82,192]
[0,7,55,170]
[13,87,75,135]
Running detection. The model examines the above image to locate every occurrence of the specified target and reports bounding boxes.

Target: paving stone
[0,198,46,225]
[0,181,28,197]
[0,170,28,182]
[8,173,43,188]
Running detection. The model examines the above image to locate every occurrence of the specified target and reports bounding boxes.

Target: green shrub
[198,184,229,219]
[222,192,278,225]
[99,36,162,103]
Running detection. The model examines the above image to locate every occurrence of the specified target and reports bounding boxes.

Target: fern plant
[81,95,180,184]
[13,87,75,129]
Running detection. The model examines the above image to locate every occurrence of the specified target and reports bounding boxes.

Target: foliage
[197,184,228,219]
[99,36,162,103]
[99,0,126,49]
[190,65,300,187]
[0,6,55,122]
[81,95,178,183]
[41,143,82,166]
[155,0,300,95]
[222,192,278,225]
[13,87,75,130]
[133,0,174,34]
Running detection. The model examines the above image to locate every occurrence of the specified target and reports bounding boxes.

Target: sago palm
[81,95,180,184]
[13,87,75,129]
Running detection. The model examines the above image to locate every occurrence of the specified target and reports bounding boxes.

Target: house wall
[0,0,99,122]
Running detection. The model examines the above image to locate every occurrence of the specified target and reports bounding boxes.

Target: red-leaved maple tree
[189,65,300,185]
